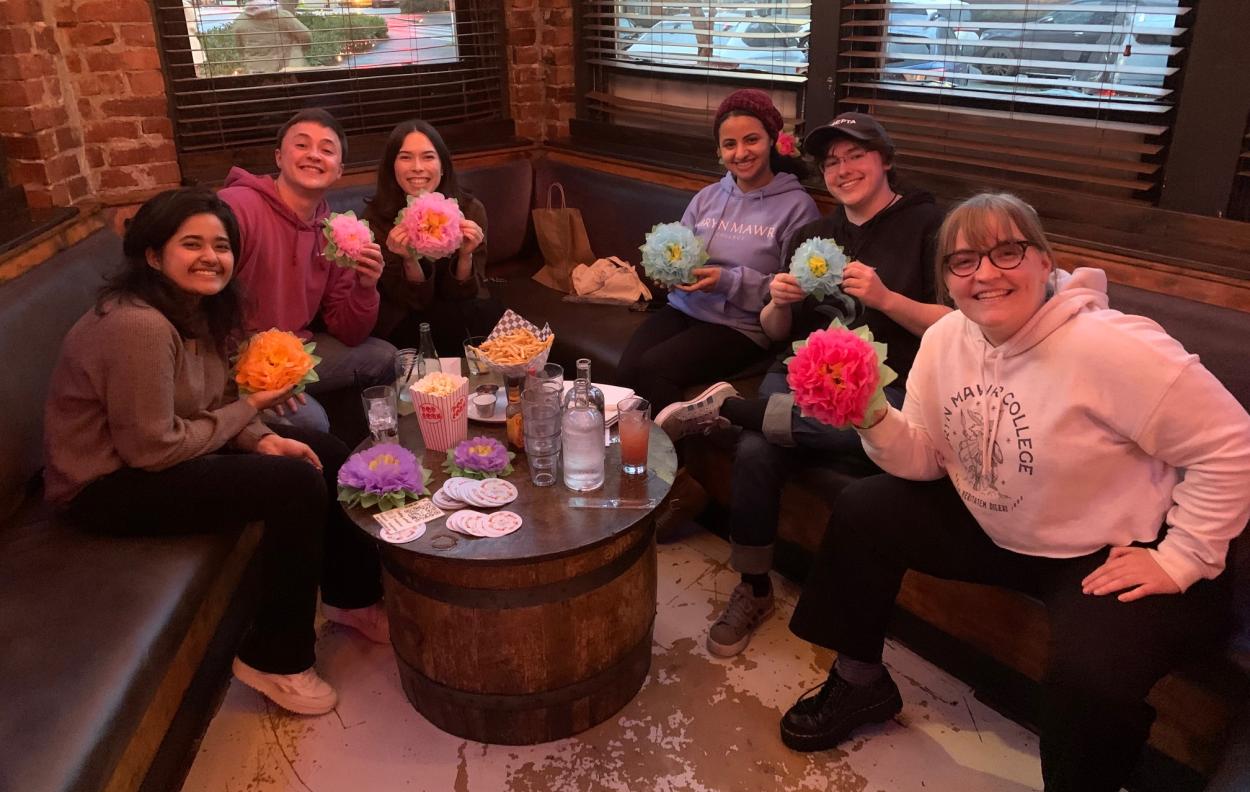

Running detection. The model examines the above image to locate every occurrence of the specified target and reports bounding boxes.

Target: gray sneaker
[707,582,775,657]
[656,382,740,441]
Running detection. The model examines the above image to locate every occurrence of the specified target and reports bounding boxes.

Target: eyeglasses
[943,241,1032,277]
[820,149,869,172]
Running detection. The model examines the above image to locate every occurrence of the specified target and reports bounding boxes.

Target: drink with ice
[361,385,398,444]
[616,396,650,475]
[562,377,604,491]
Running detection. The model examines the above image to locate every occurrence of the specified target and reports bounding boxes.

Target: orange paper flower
[233,329,321,395]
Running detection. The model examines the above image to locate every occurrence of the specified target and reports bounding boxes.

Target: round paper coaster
[484,510,522,537]
[479,478,518,504]
[379,521,426,544]
[433,489,465,510]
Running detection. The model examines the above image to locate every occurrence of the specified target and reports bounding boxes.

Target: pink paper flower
[786,325,883,428]
[396,192,465,261]
[776,131,799,158]
[322,211,374,268]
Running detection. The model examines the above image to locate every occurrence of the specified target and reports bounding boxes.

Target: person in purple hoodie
[616,90,820,412]
[220,109,396,436]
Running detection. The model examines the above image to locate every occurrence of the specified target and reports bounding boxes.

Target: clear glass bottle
[562,373,605,491]
[561,358,605,415]
[416,322,441,378]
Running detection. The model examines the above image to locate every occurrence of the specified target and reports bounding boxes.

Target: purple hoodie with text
[219,166,379,346]
[669,171,819,347]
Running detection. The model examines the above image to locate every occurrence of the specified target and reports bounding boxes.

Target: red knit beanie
[714,89,783,140]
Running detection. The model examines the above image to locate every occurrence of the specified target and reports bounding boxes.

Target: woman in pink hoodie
[782,193,1250,791]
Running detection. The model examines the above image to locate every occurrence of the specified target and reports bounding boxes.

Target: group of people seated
[40,93,1250,791]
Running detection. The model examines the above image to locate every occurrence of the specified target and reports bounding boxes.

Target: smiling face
[145,212,235,299]
[393,131,443,197]
[944,218,1053,346]
[822,139,892,217]
[274,121,344,195]
[717,113,774,191]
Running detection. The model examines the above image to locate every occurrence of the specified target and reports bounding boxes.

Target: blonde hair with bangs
[935,192,1055,303]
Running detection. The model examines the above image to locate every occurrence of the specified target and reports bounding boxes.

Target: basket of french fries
[468,310,556,380]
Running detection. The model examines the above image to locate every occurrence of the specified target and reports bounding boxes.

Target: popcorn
[413,371,466,397]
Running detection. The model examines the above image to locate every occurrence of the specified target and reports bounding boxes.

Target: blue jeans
[727,370,905,574]
[269,334,396,434]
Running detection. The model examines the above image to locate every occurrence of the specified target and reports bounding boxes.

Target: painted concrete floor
[181,530,1047,792]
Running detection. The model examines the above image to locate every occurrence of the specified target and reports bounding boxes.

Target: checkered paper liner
[475,309,555,379]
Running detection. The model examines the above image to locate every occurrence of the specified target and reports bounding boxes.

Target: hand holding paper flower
[786,320,897,428]
[234,329,320,395]
[443,436,515,480]
[337,443,433,511]
[322,211,374,268]
[639,222,708,288]
[789,237,847,300]
[396,192,465,261]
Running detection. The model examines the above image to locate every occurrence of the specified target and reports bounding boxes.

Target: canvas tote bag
[531,182,595,293]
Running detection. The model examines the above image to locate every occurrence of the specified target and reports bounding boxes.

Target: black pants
[789,474,1229,792]
[67,425,383,675]
[386,295,505,358]
[616,305,766,410]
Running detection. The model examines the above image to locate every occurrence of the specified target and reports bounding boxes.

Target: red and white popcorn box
[410,377,469,452]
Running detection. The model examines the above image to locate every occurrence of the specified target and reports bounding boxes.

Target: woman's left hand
[353,242,385,289]
[1081,546,1181,602]
[841,260,891,310]
[256,434,323,470]
[675,266,721,293]
[460,219,485,255]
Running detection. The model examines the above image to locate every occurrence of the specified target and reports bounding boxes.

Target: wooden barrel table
[346,414,676,745]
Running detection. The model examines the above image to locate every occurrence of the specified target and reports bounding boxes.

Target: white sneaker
[655,382,740,441]
[323,602,391,644]
[232,657,338,715]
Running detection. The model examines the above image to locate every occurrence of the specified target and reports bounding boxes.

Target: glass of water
[361,385,398,444]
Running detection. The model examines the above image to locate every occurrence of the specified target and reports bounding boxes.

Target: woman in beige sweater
[44,188,384,716]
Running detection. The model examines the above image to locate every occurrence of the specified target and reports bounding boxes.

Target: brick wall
[508,0,575,142]
[0,0,567,212]
[0,0,180,208]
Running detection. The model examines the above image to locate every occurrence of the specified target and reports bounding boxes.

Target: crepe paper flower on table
[322,211,374,268]
[789,237,847,301]
[337,443,433,511]
[233,329,321,395]
[396,191,464,261]
[776,130,800,158]
[443,436,515,480]
[785,319,897,429]
[639,222,708,288]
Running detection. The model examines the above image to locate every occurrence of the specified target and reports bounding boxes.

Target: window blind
[836,1,1192,199]
[1228,111,1250,222]
[153,0,510,179]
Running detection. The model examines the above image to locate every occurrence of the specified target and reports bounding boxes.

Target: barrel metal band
[397,619,654,712]
[381,534,650,609]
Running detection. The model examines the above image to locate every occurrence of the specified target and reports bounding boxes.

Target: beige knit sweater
[43,299,272,504]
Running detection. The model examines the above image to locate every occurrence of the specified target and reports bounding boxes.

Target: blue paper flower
[639,222,708,288]
[789,237,847,300]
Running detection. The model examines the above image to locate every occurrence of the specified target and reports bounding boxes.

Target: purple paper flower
[338,443,424,494]
[454,436,510,473]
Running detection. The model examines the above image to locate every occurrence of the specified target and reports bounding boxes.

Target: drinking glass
[525,362,563,394]
[524,440,559,487]
[395,348,419,403]
[463,336,487,376]
[617,396,651,475]
[361,385,398,444]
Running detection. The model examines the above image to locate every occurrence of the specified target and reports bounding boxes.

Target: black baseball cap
[804,112,895,161]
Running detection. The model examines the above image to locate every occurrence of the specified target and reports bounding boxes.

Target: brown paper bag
[531,182,594,293]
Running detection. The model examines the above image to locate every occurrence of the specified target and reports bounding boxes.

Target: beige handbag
[567,257,653,305]
[531,183,595,293]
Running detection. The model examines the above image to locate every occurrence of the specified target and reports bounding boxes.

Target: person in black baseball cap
[803,112,898,195]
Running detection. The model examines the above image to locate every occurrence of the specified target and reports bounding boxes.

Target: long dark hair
[365,119,466,226]
[98,188,243,352]
[715,110,811,181]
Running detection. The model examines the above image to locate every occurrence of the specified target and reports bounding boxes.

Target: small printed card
[373,498,445,535]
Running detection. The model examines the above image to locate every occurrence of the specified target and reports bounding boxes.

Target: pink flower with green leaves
[322,211,374,268]
[786,320,896,428]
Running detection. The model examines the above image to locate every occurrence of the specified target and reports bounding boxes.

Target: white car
[622,17,808,76]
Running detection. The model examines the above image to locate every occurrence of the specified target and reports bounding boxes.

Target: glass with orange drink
[617,396,651,475]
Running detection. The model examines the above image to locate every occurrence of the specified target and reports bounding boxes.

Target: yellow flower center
[819,361,846,390]
[421,212,449,236]
[469,443,493,457]
[664,242,684,263]
[368,454,399,470]
[809,256,827,277]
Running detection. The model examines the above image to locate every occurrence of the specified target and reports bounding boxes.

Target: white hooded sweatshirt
[860,267,1250,591]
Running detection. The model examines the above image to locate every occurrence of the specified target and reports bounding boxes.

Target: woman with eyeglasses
[782,192,1250,791]
[655,112,949,658]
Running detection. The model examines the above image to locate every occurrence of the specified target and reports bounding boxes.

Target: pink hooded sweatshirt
[219,167,379,346]
[860,267,1250,591]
